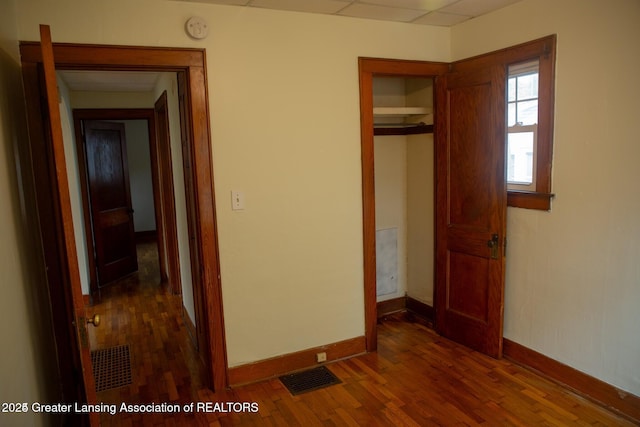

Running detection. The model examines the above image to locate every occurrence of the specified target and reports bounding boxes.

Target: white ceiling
[175,0,524,26]
[59,0,523,92]
[58,70,162,92]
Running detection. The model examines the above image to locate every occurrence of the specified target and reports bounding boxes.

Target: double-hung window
[507,60,539,191]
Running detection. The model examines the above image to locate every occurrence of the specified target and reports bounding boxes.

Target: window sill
[507,190,554,211]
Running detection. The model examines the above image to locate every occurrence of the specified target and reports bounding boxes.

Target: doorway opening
[358,58,449,352]
[372,76,436,325]
[19,42,228,404]
[66,88,203,401]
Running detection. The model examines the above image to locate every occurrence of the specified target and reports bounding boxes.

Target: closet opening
[358,57,448,351]
[373,77,435,327]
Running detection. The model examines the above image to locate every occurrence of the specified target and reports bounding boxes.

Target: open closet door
[435,63,507,358]
[39,25,99,426]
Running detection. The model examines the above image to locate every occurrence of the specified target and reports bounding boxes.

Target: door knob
[86,314,101,327]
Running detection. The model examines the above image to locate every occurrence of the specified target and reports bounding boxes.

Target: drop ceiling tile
[249,0,351,14]
[412,11,470,26]
[339,3,428,22]
[440,0,522,17]
[193,0,251,5]
[358,0,458,11]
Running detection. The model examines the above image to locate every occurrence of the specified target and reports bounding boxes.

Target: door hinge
[77,316,89,349]
[487,234,499,259]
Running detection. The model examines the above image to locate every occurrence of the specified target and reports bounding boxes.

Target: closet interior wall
[373,77,435,308]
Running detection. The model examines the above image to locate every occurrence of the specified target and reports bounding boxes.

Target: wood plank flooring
[89,243,635,426]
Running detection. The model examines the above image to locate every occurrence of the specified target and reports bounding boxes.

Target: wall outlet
[316,352,327,363]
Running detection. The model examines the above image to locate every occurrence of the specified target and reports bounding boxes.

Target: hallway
[88,242,208,423]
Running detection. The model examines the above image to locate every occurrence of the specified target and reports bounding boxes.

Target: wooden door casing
[358,58,449,352]
[154,91,182,296]
[20,39,227,392]
[435,64,507,358]
[84,120,138,286]
[177,71,208,357]
[359,57,508,359]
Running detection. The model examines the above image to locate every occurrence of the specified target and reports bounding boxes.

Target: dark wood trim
[176,70,208,370]
[504,339,640,424]
[154,92,182,296]
[186,62,229,391]
[135,230,157,243]
[359,57,450,76]
[82,294,90,306]
[20,42,227,391]
[406,297,434,324]
[374,124,433,136]
[507,190,554,211]
[376,297,406,317]
[359,57,448,353]
[19,42,205,69]
[228,336,366,387]
[21,59,82,411]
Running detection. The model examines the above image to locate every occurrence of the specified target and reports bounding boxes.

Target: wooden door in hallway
[83,120,138,285]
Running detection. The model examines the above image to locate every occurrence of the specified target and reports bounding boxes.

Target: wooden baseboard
[503,339,640,424]
[377,297,406,317]
[406,297,434,323]
[228,336,366,387]
[135,230,157,243]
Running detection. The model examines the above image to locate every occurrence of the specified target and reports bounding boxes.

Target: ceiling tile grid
[172,0,524,27]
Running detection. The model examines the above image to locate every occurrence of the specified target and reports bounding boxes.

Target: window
[449,35,556,210]
[504,37,556,210]
[507,60,539,191]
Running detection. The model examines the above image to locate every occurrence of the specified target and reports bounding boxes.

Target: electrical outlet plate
[231,190,245,210]
[316,352,327,363]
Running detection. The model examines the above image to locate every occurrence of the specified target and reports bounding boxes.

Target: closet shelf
[373,106,432,117]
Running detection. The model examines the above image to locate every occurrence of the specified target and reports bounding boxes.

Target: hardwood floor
[89,243,635,426]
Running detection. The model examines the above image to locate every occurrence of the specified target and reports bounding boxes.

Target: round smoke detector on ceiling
[185,16,209,40]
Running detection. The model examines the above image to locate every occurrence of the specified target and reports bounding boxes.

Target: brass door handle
[87,314,101,327]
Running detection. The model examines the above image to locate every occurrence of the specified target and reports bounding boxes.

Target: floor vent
[91,344,132,392]
[279,366,342,395]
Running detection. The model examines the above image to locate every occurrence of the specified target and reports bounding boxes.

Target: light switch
[231,190,245,211]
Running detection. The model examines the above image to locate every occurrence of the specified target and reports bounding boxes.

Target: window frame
[450,35,556,210]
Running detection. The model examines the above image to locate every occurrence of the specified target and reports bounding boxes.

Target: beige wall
[13,0,450,368]
[406,134,434,306]
[453,0,640,395]
[0,0,60,425]
[10,0,638,400]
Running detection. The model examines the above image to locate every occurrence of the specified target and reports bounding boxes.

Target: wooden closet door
[435,64,507,358]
